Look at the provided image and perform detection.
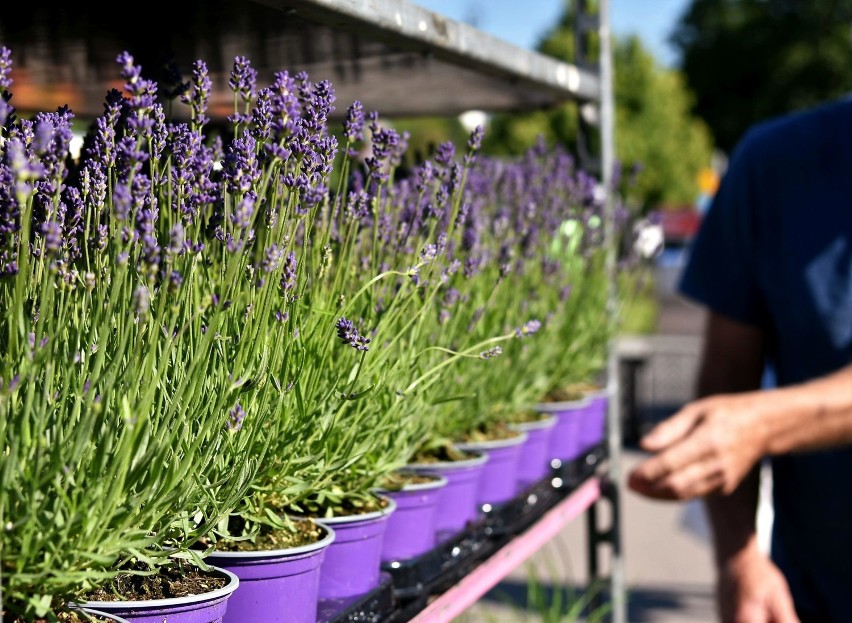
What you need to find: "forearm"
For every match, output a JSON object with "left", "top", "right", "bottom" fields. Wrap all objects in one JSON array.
[
  {"left": 761, "top": 364, "right": 852, "bottom": 455},
  {"left": 704, "top": 465, "right": 761, "bottom": 568},
  {"left": 694, "top": 312, "right": 764, "bottom": 564}
]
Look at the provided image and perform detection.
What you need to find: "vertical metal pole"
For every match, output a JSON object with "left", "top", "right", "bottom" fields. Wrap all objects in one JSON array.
[
  {"left": 598, "top": 2, "right": 625, "bottom": 623},
  {"left": 586, "top": 502, "right": 602, "bottom": 614}
]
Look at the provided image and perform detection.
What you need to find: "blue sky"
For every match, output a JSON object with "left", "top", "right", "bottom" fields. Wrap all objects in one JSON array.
[{"left": 412, "top": 0, "right": 691, "bottom": 68}]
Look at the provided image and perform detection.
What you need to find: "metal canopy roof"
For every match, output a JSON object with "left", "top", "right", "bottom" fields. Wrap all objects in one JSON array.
[{"left": 0, "top": 0, "right": 600, "bottom": 121}]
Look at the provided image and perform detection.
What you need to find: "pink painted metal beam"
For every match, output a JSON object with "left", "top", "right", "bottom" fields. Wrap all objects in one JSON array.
[{"left": 408, "top": 477, "right": 602, "bottom": 623}]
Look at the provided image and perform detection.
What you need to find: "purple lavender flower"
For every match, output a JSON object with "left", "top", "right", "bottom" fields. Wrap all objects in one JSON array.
[
  {"left": 343, "top": 100, "right": 365, "bottom": 142},
  {"left": 479, "top": 346, "right": 503, "bottom": 359},
  {"left": 260, "top": 244, "right": 284, "bottom": 273},
  {"left": 223, "top": 134, "right": 260, "bottom": 194},
  {"left": 0, "top": 375, "right": 21, "bottom": 393},
  {"left": 303, "top": 79, "right": 335, "bottom": 133},
  {"left": 228, "top": 403, "right": 246, "bottom": 432},
  {"left": 32, "top": 121, "right": 54, "bottom": 155},
  {"left": 280, "top": 252, "right": 297, "bottom": 292},
  {"left": 419, "top": 244, "right": 438, "bottom": 264},
  {"left": 116, "top": 135, "right": 149, "bottom": 177},
  {"left": 464, "top": 125, "right": 485, "bottom": 166},
  {"left": 434, "top": 141, "right": 455, "bottom": 169},
  {"left": 229, "top": 56, "right": 258, "bottom": 103},
  {"left": 0, "top": 47, "right": 14, "bottom": 127},
  {"left": 5, "top": 138, "right": 45, "bottom": 203},
  {"left": 443, "top": 288, "right": 460, "bottom": 307},
  {"left": 336, "top": 317, "right": 371, "bottom": 351},
  {"left": 231, "top": 190, "right": 257, "bottom": 230},
  {"left": 269, "top": 71, "right": 301, "bottom": 135},
  {"left": 180, "top": 59, "right": 212, "bottom": 128},
  {"left": 40, "top": 221, "right": 62, "bottom": 255},
  {"left": 116, "top": 51, "right": 158, "bottom": 119},
  {"left": 345, "top": 189, "right": 370, "bottom": 222},
  {"left": 0, "top": 93, "right": 13, "bottom": 128},
  {"left": 415, "top": 161, "right": 435, "bottom": 193},
  {"left": 0, "top": 47, "right": 12, "bottom": 90},
  {"left": 467, "top": 125, "right": 484, "bottom": 152},
  {"left": 515, "top": 320, "right": 542, "bottom": 338}
]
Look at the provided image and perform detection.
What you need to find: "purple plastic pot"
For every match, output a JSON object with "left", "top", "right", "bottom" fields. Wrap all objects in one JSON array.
[
  {"left": 455, "top": 430, "right": 528, "bottom": 507},
  {"left": 509, "top": 414, "right": 558, "bottom": 491},
  {"left": 535, "top": 398, "right": 590, "bottom": 467},
  {"left": 78, "top": 566, "right": 239, "bottom": 623},
  {"left": 315, "top": 494, "right": 396, "bottom": 600},
  {"left": 204, "top": 522, "right": 334, "bottom": 623},
  {"left": 406, "top": 450, "right": 488, "bottom": 540},
  {"left": 578, "top": 389, "right": 608, "bottom": 452},
  {"left": 375, "top": 472, "right": 448, "bottom": 562}
]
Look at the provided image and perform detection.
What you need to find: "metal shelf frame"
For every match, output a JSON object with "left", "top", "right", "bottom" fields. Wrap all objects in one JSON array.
[
  {"left": 409, "top": 478, "right": 603, "bottom": 623},
  {"left": 1, "top": 0, "right": 600, "bottom": 120}
]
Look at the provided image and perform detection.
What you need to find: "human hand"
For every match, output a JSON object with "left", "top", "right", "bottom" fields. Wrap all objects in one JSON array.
[
  {"left": 716, "top": 545, "right": 799, "bottom": 623},
  {"left": 627, "top": 392, "right": 772, "bottom": 500}
]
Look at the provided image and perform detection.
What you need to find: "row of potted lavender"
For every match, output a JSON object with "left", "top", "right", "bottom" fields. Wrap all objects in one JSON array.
[{"left": 0, "top": 46, "right": 623, "bottom": 623}]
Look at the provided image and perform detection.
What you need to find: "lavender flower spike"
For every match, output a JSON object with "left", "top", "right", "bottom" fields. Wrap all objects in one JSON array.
[
  {"left": 336, "top": 317, "right": 371, "bottom": 352},
  {"left": 229, "top": 56, "right": 257, "bottom": 103},
  {"left": 343, "top": 100, "right": 365, "bottom": 142},
  {"left": 515, "top": 319, "right": 542, "bottom": 338},
  {"left": 228, "top": 403, "right": 246, "bottom": 431},
  {"left": 0, "top": 47, "right": 13, "bottom": 90},
  {"left": 479, "top": 346, "right": 503, "bottom": 360}
]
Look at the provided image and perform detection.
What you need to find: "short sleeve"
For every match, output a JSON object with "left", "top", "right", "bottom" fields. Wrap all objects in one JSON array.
[{"left": 678, "top": 134, "right": 767, "bottom": 326}]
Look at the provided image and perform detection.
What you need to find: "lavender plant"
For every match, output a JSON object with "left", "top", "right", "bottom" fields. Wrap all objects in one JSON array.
[
  {"left": 413, "top": 138, "right": 623, "bottom": 445},
  {"left": 266, "top": 109, "right": 531, "bottom": 516},
  {"left": 0, "top": 43, "right": 632, "bottom": 623},
  {"left": 0, "top": 49, "right": 302, "bottom": 618}
]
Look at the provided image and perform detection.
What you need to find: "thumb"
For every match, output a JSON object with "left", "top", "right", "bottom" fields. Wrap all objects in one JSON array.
[
  {"left": 767, "top": 586, "right": 800, "bottom": 623},
  {"left": 640, "top": 405, "right": 701, "bottom": 452}
]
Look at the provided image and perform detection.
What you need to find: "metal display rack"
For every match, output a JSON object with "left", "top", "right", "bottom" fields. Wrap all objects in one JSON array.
[
  {"left": 0, "top": 0, "right": 622, "bottom": 620},
  {"left": 407, "top": 476, "right": 603, "bottom": 623}
]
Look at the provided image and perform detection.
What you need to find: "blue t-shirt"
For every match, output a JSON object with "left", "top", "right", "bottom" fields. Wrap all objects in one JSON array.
[{"left": 679, "top": 96, "right": 852, "bottom": 620}]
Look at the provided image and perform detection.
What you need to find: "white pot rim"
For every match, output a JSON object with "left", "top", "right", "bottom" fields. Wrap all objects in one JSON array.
[
  {"left": 454, "top": 430, "right": 529, "bottom": 451},
  {"left": 406, "top": 448, "right": 489, "bottom": 471},
  {"left": 77, "top": 566, "right": 239, "bottom": 610},
  {"left": 374, "top": 471, "right": 449, "bottom": 493},
  {"left": 533, "top": 397, "right": 590, "bottom": 412},
  {"left": 508, "top": 413, "right": 558, "bottom": 431},
  {"left": 204, "top": 521, "right": 335, "bottom": 559},
  {"left": 314, "top": 493, "right": 397, "bottom": 525},
  {"left": 70, "top": 608, "right": 131, "bottom": 623}
]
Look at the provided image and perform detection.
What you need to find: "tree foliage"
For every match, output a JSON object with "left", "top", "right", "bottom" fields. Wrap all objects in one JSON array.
[
  {"left": 671, "top": 0, "right": 852, "bottom": 153},
  {"left": 483, "top": 5, "right": 714, "bottom": 211}
]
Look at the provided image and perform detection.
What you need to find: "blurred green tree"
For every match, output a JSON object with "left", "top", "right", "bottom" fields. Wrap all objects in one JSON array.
[
  {"left": 671, "top": 0, "right": 852, "bottom": 153},
  {"left": 484, "top": 4, "right": 714, "bottom": 212}
]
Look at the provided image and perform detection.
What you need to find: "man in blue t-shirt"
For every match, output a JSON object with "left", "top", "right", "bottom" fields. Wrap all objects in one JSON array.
[{"left": 628, "top": 96, "right": 852, "bottom": 623}]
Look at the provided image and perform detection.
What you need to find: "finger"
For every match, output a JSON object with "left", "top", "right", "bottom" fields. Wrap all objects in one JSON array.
[
  {"left": 629, "top": 458, "right": 725, "bottom": 500},
  {"left": 767, "top": 586, "right": 800, "bottom": 623},
  {"left": 640, "top": 405, "right": 702, "bottom": 452},
  {"left": 631, "top": 432, "right": 711, "bottom": 486}
]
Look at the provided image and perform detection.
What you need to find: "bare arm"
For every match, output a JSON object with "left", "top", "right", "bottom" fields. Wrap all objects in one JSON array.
[
  {"left": 693, "top": 312, "right": 765, "bottom": 568},
  {"left": 630, "top": 312, "right": 799, "bottom": 622},
  {"left": 628, "top": 314, "right": 852, "bottom": 500}
]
